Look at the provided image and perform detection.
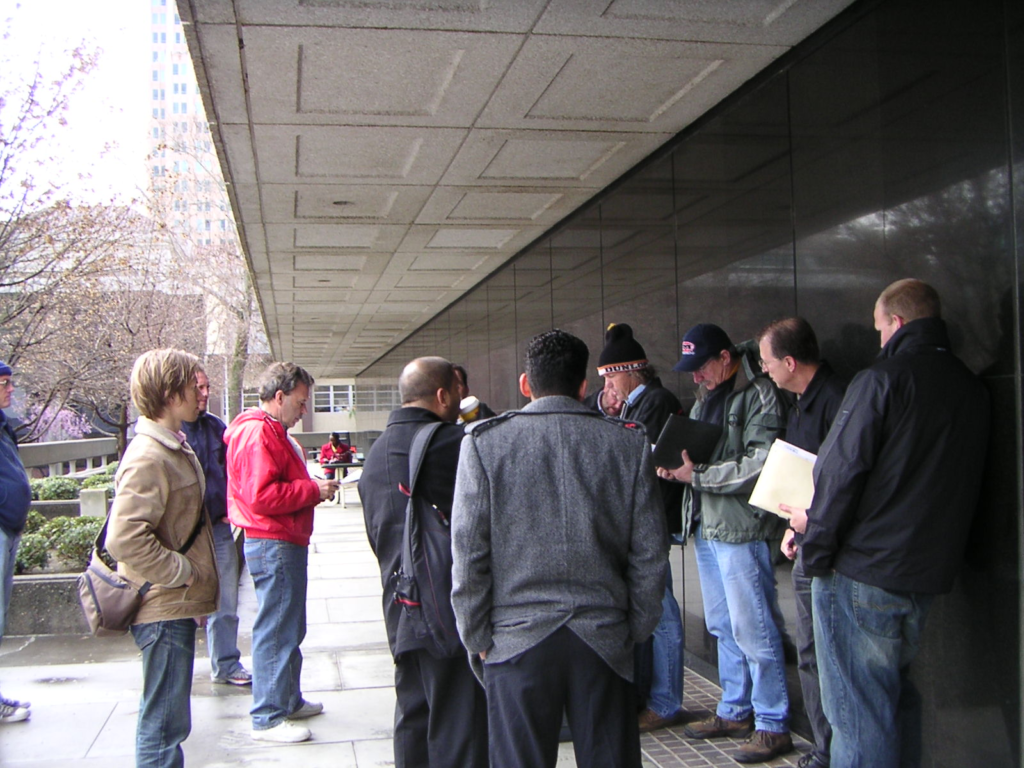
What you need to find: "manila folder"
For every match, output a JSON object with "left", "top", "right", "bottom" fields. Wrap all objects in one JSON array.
[{"left": 747, "top": 439, "right": 817, "bottom": 520}]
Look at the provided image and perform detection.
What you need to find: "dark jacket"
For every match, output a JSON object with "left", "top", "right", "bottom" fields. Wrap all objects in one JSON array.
[
  {"left": 0, "top": 411, "right": 30, "bottom": 534},
  {"left": 801, "top": 317, "right": 990, "bottom": 594},
  {"left": 784, "top": 363, "right": 846, "bottom": 547},
  {"left": 783, "top": 362, "right": 846, "bottom": 456},
  {"left": 620, "top": 377, "right": 684, "bottom": 532},
  {"left": 358, "top": 407, "right": 465, "bottom": 657},
  {"left": 182, "top": 411, "right": 228, "bottom": 523}
]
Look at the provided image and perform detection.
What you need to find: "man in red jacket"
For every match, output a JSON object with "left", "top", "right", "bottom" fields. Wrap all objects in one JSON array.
[{"left": 225, "top": 362, "right": 338, "bottom": 744}]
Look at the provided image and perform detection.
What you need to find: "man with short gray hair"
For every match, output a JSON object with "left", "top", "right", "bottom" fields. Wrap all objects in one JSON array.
[{"left": 225, "top": 362, "right": 338, "bottom": 744}]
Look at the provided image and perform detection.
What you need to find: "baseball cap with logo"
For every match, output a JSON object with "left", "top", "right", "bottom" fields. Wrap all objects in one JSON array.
[{"left": 672, "top": 323, "right": 733, "bottom": 372}]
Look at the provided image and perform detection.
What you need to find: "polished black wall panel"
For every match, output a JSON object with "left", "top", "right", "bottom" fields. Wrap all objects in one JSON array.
[{"left": 358, "top": 3, "right": 1023, "bottom": 762}]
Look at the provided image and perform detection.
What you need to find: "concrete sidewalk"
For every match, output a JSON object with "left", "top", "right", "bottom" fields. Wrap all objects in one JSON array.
[{"left": 0, "top": 488, "right": 808, "bottom": 767}]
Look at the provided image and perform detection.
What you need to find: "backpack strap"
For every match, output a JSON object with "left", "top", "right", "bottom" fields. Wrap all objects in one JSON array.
[{"left": 399, "top": 421, "right": 444, "bottom": 583}]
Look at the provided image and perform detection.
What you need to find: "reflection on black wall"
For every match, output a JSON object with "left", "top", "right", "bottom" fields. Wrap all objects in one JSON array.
[{"left": 361, "top": 0, "right": 1022, "bottom": 762}]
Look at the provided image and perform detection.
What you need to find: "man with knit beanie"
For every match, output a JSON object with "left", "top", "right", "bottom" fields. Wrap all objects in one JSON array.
[
  {"left": 597, "top": 324, "right": 690, "bottom": 733},
  {"left": 0, "top": 360, "right": 32, "bottom": 724},
  {"left": 657, "top": 323, "right": 792, "bottom": 763}
]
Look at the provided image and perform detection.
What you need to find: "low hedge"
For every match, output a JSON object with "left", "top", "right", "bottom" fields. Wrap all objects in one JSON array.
[{"left": 14, "top": 515, "right": 103, "bottom": 574}]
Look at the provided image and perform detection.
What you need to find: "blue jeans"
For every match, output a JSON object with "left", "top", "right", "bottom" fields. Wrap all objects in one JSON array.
[
  {"left": 647, "top": 564, "right": 684, "bottom": 718},
  {"left": 206, "top": 520, "right": 243, "bottom": 679},
  {"left": 812, "top": 571, "right": 933, "bottom": 768},
  {"left": 693, "top": 529, "right": 789, "bottom": 732},
  {"left": 245, "top": 537, "right": 308, "bottom": 730},
  {"left": 131, "top": 619, "right": 197, "bottom": 768},
  {"left": 0, "top": 526, "right": 18, "bottom": 642}
]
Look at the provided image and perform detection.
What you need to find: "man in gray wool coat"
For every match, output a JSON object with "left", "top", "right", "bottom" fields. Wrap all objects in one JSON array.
[{"left": 451, "top": 329, "right": 669, "bottom": 768}]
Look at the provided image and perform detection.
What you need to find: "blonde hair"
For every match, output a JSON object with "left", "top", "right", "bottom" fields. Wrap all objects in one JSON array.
[
  {"left": 130, "top": 349, "right": 201, "bottom": 420},
  {"left": 877, "top": 279, "right": 941, "bottom": 322}
]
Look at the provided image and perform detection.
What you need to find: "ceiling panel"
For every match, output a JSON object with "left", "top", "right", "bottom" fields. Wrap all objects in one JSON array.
[{"left": 181, "top": 0, "right": 856, "bottom": 377}]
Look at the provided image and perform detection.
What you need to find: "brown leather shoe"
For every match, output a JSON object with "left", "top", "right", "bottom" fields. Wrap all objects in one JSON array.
[
  {"left": 733, "top": 729, "right": 794, "bottom": 763},
  {"left": 637, "top": 707, "right": 695, "bottom": 733},
  {"left": 683, "top": 714, "right": 754, "bottom": 740}
]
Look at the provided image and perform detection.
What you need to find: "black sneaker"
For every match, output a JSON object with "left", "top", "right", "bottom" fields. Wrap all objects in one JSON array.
[
  {"left": 683, "top": 714, "right": 754, "bottom": 740},
  {"left": 733, "top": 729, "right": 794, "bottom": 763}
]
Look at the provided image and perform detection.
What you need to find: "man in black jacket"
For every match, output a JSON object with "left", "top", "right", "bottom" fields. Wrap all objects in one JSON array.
[
  {"left": 597, "top": 323, "right": 689, "bottom": 732},
  {"left": 358, "top": 357, "right": 487, "bottom": 768},
  {"left": 758, "top": 318, "right": 846, "bottom": 768},
  {"left": 794, "top": 280, "right": 990, "bottom": 768},
  {"left": 182, "top": 368, "right": 252, "bottom": 687}
]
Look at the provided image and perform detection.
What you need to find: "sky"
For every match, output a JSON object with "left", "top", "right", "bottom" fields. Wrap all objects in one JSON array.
[{"left": 1, "top": 0, "right": 152, "bottom": 203}]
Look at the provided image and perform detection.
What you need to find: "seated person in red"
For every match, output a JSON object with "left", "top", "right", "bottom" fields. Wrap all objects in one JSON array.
[{"left": 319, "top": 433, "right": 353, "bottom": 479}]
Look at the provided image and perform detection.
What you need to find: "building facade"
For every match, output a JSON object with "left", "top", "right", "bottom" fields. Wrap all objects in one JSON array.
[{"left": 360, "top": 0, "right": 1024, "bottom": 763}]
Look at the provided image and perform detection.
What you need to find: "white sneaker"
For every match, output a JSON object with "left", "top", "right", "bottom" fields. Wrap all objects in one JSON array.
[
  {"left": 251, "top": 721, "right": 311, "bottom": 743},
  {"left": 286, "top": 700, "right": 324, "bottom": 720},
  {"left": 0, "top": 701, "right": 30, "bottom": 724}
]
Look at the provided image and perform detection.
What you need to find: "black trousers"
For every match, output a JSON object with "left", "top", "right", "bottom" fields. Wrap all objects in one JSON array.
[
  {"left": 484, "top": 627, "right": 641, "bottom": 768},
  {"left": 394, "top": 648, "right": 488, "bottom": 768}
]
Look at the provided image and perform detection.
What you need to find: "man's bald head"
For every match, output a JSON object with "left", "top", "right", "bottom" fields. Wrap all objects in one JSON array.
[{"left": 399, "top": 357, "right": 459, "bottom": 420}]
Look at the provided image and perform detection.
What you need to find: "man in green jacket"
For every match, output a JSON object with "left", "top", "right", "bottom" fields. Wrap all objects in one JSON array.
[{"left": 657, "top": 324, "right": 792, "bottom": 764}]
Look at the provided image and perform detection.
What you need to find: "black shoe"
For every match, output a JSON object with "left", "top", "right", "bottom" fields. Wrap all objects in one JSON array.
[
  {"left": 683, "top": 714, "right": 754, "bottom": 740},
  {"left": 733, "top": 730, "right": 794, "bottom": 763}
]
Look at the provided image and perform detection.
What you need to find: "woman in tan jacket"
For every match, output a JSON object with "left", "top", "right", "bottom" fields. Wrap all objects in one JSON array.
[{"left": 107, "top": 349, "right": 218, "bottom": 768}]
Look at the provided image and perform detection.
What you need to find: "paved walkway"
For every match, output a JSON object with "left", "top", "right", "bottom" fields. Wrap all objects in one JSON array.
[{"left": 0, "top": 477, "right": 808, "bottom": 767}]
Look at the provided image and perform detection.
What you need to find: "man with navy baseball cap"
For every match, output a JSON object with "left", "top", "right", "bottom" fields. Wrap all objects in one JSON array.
[
  {"left": 0, "top": 360, "right": 32, "bottom": 724},
  {"left": 659, "top": 324, "right": 792, "bottom": 763}
]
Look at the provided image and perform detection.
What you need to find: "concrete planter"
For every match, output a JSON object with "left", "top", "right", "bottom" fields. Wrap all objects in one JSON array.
[
  {"left": 30, "top": 499, "right": 80, "bottom": 521},
  {"left": 7, "top": 573, "right": 89, "bottom": 636}
]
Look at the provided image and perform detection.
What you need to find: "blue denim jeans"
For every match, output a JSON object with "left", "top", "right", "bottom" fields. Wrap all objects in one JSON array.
[
  {"left": 131, "top": 619, "right": 197, "bottom": 768},
  {"left": 206, "top": 520, "right": 243, "bottom": 679},
  {"left": 0, "top": 526, "right": 18, "bottom": 642},
  {"left": 647, "top": 564, "right": 684, "bottom": 718},
  {"left": 812, "top": 571, "right": 933, "bottom": 768},
  {"left": 245, "top": 537, "right": 308, "bottom": 730},
  {"left": 693, "top": 529, "right": 789, "bottom": 732}
]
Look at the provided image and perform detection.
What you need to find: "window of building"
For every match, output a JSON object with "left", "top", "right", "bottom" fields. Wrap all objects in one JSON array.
[
  {"left": 354, "top": 385, "right": 401, "bottom": 412},
  {"left": 161, "top": 32, "right": 166, "bottom": 43},
  {"left": 153, "top": 51, "right": 158, "bottom": 62},
  {"left": 152, "top": 70, "right": 158, "bottom": 82},
  {"left": 152, "top": 108, "right": 159, "bottom": 118},
  {"left": 174, "top": 13, "right": 180, "bottom": 24},
  {"left": 241, "top": 389, "right": 259, "bottom": 410},
  {"left": 160, "top": 89, "right": 165, "bottom": 100},
  {"left": 152, "top": 13, "right": 158, "bottom": 24},
  {"left": 181, "top": 84, "right": 187, "bottom": 95},
  {"left": 181, "top": 103, "right": 187, "bottom": 114},
  {"left": 173, "top": 83, "right": 178, "bottom": 94},
  {"left": 175, "top": 32, "right": 181, "bottom": 44},
  {"left": 172, "top": 64, "right": 179, "bottom": 75},
  {"left": 152, "top": 89, "right": 158, "bottom": 100},
  {"left": 314, "top": 385, "right": 355, "bottom": 413},
  {"left": 173, "top": 103, "right": 178, "bottom": 114},
  {"left": 152, "top": 32, "right": 158, "bottom": 43}
]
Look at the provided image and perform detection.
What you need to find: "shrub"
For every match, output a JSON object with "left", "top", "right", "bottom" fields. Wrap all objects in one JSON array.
[
  {"left": 42, "top": 516, "right": 102, "bottom": 570},
  {"left": 80, "top": 474, "right": 115, "bottom": 495},
  {"left": 103, "top": 461, "right": 119, "bottom": 476},
  {"left": 29, "top": 478, "right": 44, "bottom": 501},
  {"left": 14, "top": 532, "right": 49, "bottom": 574},
  {"left": 37, "top": 476, "right": 82, "bottom": 500},
  {"left": 22, "top": 509, "right": 47, "bottom": 535}
]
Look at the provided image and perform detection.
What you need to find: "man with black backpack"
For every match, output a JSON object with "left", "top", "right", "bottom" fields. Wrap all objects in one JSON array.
[{"left": 358, "top": 356, "right": 487, "bottom": 768}]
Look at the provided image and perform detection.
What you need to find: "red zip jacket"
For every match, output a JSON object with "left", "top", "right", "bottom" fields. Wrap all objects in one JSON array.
[{"left": 224, "top": 408, "right": 321, "bottom": 546}]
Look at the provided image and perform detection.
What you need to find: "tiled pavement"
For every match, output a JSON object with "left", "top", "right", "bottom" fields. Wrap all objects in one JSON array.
[{"left": 0, "top": 471, "right": 809, "bottom": 767}]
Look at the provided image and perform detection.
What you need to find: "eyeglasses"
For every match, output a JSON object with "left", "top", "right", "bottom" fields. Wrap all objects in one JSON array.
[{"left": 0, "top": 380, "right": 13, "bottom": 390}]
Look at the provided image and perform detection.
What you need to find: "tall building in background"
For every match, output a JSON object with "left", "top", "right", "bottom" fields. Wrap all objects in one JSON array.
[
  {"left": 145, "top": 0, "right": 263, "bottom": 421},
  {"left": 147, "top": 0, "right": 232, "bottom": 246}
]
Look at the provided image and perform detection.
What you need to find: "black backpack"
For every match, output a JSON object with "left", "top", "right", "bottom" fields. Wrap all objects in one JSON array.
[{"left": 389, "top": 422, "right": 462, "bottom": 658}]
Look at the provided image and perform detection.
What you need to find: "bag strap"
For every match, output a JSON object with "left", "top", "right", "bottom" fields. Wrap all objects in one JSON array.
[
  {"left": 94, "top": 508, "right": 207, "bottom": 597},
  {"left": 399, "top": 421, "right": 444, "bottom": 576}
]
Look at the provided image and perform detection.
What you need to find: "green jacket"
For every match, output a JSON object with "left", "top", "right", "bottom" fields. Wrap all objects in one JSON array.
[{"left": 682, "top": 346, "right": 786, "bottom": 544}]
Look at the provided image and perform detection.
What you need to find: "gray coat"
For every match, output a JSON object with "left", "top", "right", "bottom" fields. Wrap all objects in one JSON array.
[{"left": 450, "top": 395, "right": 668, "bottom": 681}]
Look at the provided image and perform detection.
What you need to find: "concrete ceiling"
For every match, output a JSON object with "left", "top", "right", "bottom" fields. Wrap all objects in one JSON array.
[{"left": 180, "top": 0, "right": 855, "bottom": 378}]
